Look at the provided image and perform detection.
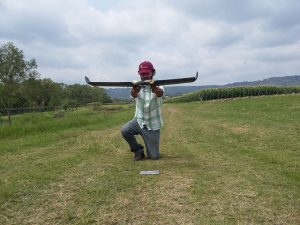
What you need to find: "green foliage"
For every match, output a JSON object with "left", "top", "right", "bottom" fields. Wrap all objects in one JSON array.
[
  {"left": 63, "top": 99, "right": 80, "bottom": 111},
  {"left": 39, "top": 79, "right": 64, "bottom": 108},
  {"left": 0, "top": 42, "right": 39, "bottom": 85},
  {"left": 0, "top": 42, "right": 39, "bottom": 112},
  {"left": 0, "top": 42, "right": 112, "bottom": 117},
  {"left": 63, "top": 84, "right": 112, "bottom": 105},
  {"left": 167, "top": 86, "right": 300, "bottom": 103}
]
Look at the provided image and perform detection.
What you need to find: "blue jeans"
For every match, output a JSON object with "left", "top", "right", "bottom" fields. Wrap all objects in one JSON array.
[{"left": 121, "top": 119, "right": 160, "bottom": 159}]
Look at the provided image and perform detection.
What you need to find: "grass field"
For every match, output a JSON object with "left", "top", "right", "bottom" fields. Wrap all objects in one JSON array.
[{"left": 0, "top": 95, "right": 299, "bottom": 225}]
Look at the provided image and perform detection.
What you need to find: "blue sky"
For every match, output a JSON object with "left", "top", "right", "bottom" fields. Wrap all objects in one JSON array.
[{"left": 0, "top": 0, "right": 299, "bottom": 85}]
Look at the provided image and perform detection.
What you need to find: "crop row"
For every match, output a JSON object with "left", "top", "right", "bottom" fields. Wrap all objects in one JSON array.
[{"left": 166, "top": 86, "right": 300, "bottom": 103}]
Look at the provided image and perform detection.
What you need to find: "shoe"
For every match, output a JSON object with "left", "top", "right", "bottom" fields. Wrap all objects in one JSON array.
[{"left": 134, "top": 152, "right": 145, "bottom": 161}]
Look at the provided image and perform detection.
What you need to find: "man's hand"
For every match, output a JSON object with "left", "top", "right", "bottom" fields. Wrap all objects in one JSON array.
[
  {"left": 150, "top": 81, "right": 164, "bottom": 97},
  {"left": 131, "top": 85, "right": 141, "bottom": 98}
]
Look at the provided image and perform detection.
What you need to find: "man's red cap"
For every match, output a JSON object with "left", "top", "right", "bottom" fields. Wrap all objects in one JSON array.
[{"left": 138, "top": 61, "right": 155, "bottom": 76}]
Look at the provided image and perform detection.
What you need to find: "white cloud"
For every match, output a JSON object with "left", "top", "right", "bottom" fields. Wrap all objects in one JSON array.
[{"left": 0, "top": 0, "right": 299, "bottom": 86}]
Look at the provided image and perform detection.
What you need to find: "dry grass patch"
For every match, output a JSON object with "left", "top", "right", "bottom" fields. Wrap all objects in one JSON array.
[
  {"left": 0, "top": 126, "right": 128, "bottom": 225},
  {"left": 99, "top": 173, "right": 195, "bottom": 225}
]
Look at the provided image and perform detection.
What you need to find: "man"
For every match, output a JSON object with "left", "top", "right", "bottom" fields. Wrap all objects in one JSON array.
[{"left": 121, "top": 61, "right": 164, "bottom": 161}]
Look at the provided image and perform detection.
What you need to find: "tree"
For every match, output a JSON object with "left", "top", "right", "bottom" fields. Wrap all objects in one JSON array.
[
  {"left": 64, "top": 84, "right": 112, "bottom": 105},
  {"left": 40, "top": 79, "right": 64, "bottom": 108},
  {"left": 0, "top": 42, "right": 39, "bottom": 123},
  {"left": 21, "top": 77, "right": 44, "bottom": 106}
]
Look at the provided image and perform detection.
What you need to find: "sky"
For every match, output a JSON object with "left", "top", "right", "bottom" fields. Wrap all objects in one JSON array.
[{"left": 0, "top": 0, "right": 299, "bottom": 85}]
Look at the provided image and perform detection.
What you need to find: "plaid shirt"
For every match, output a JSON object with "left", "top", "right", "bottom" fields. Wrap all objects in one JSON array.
[{"left": 134, "top": 85, "right": 164, "bottom": 130}]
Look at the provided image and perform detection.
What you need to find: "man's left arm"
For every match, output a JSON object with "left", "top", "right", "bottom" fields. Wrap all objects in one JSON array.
[{"left": 151, "top": 84, "right": 164, "bottom": 97}]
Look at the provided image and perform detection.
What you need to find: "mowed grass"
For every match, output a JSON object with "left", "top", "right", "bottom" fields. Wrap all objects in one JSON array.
[{"left": 0, "top": 95, "right": 299, "bottom": 225}]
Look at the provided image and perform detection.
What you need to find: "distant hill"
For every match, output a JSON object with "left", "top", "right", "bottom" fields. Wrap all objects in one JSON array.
[
  {"left": 105, "top": 88, "right": 132, "bottom": 99},
  {"left": 105, "top": 75, "right": 300, "bottom": 99},
  {"left": 224, "top": 75, "right": 300, "bottom": 87}
]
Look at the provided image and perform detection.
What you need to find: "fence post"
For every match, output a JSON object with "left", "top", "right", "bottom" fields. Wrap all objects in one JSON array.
[{"left": 8, "top": 110, "right": 11, "bottom": 125}]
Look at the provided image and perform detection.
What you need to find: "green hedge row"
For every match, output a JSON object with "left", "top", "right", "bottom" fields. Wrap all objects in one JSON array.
[{"left": 166, "top": 86, "right": 300, "bottom": 103}]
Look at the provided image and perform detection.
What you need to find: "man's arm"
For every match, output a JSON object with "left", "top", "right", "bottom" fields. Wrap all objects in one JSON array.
[
  {"left": 131, "top": 86, "right": 140, "bottom": 98},
  {"left": 151, "top": 85, "right": 164, "bottom": 97}
]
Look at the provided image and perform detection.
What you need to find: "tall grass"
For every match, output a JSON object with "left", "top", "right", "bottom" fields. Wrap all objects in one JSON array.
[{"left": 0, "top": 106, "right": 133, "bottom": 139}]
